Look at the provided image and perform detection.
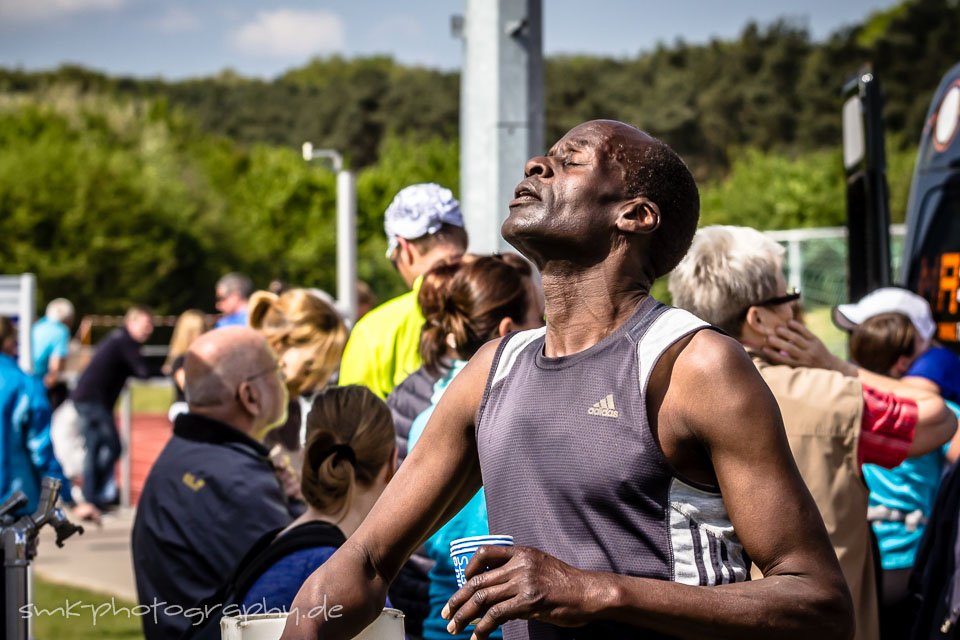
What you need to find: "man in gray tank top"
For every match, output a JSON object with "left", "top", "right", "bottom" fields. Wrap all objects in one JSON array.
[{"left": 280, "top": 121, "right": 853, "bottom": 640}]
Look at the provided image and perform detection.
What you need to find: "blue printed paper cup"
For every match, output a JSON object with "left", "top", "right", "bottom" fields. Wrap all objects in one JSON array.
[
  {"left": 449, "top": 536, "right": 512, "bottom": 551},
  {"left": 449, "top": 536, "right": 514, "bottom": 555},
  {"left": 449, "top": 535, "right": 514, "bottom": 589}
]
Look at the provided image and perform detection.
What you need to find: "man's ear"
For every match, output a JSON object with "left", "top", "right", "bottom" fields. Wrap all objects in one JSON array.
[
  {"left": 398, "top": 237, "right": 425, "bottom": 266},
  {"left": 743, "top": 306, "right": 766, "bottom": 337},
  {"left": 236, "top": 381, "right": 261, "bottom": 417},
  {"left": 615, "top": 197, "right": 660, "bottom": 235},
  {"left": 497, "top": 317, "right": 514, "bottom": 337},
  {"left": 395, "top": 237, "right": 413, "bottom": 266}
]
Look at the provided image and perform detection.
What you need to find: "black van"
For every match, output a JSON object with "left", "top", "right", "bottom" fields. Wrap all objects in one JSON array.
[{"left": 901, "top": 61, "right": 960, "bottom": 351}]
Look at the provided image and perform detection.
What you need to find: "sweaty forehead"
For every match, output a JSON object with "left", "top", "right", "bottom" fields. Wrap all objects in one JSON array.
[{"left": 551, "top": 121, "right": 653, "bottom": 156}]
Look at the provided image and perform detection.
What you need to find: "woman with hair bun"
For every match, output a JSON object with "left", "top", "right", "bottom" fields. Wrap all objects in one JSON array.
[
  {"left": 192, "top": 386, "right": 397, "bottom": 623},
  {"left": 408, "top": 254, "right": 544, "bottom": 640}
]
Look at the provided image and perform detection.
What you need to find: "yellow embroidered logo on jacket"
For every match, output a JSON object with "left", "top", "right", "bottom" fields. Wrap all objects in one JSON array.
[{"left": 182, "top": 472, "right": 206, "bottom": 492}]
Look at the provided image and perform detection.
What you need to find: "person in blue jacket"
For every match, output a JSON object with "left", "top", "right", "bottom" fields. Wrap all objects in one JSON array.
[
  {"left": 406, "top": 254, "right": 544, "bottom": 640},
  {"left": 0, "top": 316, "right": 67, "bottom": 516}
]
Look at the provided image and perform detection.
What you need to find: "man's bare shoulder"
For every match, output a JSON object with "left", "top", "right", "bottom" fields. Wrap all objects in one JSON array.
[
  {"left": 471, "top": 336, "right": 506, "bottom": 367},
  {"left": 461, "top": 336, "right": 504, "bottom": 379},
  {"left": 666, "top": 330, "right": 782, "bottom": 438},
  {"left": 437, "top": 337, "right": 508, "bottom": 405},
  {"left": 670, "top": 328, "right": 757, "bottom": 383}
]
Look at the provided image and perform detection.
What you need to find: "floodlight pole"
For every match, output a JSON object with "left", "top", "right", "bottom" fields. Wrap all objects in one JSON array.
[
  {"left": 456, "top": 0, "right": 544, "bottom": 254},
  {"left": 302, "top": 143, "right": 357, "bottom": 323}
]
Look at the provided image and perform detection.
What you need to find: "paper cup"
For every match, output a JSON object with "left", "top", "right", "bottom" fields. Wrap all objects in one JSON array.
[
  {"left": 449, "top": 535, "right": 514, "bottom": 553},
  {"left": 219, "top": 608, "right": 404, "bottom": 640},
  {"left": 449, "top": 535, "right": 514, "bottom": 589}
]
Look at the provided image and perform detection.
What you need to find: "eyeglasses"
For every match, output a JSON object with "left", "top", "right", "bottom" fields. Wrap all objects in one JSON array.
[
  {"left": 755, "top": 289, "right": 801, "bottom": 308},
  {"left": 245, "top": 362, "right": 284, "bottom": 383},
  {"left": 737, "top": 289, "right": 801, "bottom": 320},
  {"left": 235, "top": 362, "right": 284, "bottom": 401}
]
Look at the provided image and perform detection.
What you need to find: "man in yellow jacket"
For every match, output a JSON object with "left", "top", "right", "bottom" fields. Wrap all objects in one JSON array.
[{"left": 340, "top": 183, "right": 468, "bottom": 399}]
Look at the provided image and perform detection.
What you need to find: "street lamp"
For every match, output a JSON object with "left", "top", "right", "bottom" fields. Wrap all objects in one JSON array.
[{"left": 302, "top": 143, "right": 357, "bottom": 323}]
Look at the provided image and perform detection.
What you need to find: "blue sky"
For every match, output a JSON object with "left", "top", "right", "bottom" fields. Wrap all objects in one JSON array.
[{"left": 0, "top": 0, "right": 899, "bottom": 79}]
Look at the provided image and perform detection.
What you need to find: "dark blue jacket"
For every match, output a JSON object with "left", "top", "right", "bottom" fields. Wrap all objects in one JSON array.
[{"left": 131, "top": 413, "right": 297, "bottom": 640}]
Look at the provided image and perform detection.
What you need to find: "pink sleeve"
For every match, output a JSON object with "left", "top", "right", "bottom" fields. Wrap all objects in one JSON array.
[{"left": 858, "top": 385, "right": 918, "bottom": 469}]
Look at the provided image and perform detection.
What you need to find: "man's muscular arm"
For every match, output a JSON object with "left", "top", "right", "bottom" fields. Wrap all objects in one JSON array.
[
  {"left": 279, "top": 340, "right": 501, "bottom": 640},
  {"left": 445, "top": 331, "right": 853, "bottom": 640}
]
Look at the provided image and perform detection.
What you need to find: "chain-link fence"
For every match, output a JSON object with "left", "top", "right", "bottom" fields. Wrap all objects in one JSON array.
[{"left": 765, "top": 224, "right": 906, "bottom": 355}]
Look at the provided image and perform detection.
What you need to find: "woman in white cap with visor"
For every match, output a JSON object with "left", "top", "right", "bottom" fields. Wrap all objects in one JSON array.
[{"left": 834, "top": 287, "right": 960, "bottom": 405}]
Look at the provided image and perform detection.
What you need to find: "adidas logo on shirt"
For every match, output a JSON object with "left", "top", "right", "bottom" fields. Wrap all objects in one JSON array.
[{"left": 588, "top": 393, "right": 620, "bottom": 418}]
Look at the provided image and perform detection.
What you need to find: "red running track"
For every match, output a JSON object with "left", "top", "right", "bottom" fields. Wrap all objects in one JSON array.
[{"left": 127, "top": 414, "right": 174, "bottom": 505}]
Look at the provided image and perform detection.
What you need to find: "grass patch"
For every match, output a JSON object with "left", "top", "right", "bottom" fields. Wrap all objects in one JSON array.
[
  {"left": 28, "top": 577, "right": 143, "bottom": 639},
  {"left": 802, "top": 305, "right": 848, "bottom": 359},
  {"left": 129, "top": 384, "right": 173, "bottom": 414}
]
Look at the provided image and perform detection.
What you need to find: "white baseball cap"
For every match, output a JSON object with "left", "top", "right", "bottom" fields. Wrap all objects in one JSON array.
[
  {"left": 833, "top": 287, "right": 936, "bottom": 341},
  {"left": 384, "top": 183, "right": 464, "bottom": 258}
]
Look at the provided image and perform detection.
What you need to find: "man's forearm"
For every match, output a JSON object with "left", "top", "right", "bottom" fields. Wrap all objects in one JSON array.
[
  {"left": 281, "top": 542, "right": 389, "bottom": 640},
  {"left": 44, "top": 356, "right": 64, "bottom": 387},
  {"left": 445, "top": 547, "right": 853, "bottom": 640},
  {"left": 587, "top": 571, "right": 853, "bottom": 640}
]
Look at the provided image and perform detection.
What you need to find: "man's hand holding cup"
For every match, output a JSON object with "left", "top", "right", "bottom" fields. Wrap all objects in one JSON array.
[{"left": 442, "top": 537, "right": 601, "bottom": 639}]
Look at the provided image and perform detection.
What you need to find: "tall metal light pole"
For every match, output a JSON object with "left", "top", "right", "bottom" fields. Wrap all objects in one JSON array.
[
  {"left": 302, "top": 143, "right": 358, "bottom": 323},
  {"left": 455, "top": 0, "right": 544, "bottom": 254}
]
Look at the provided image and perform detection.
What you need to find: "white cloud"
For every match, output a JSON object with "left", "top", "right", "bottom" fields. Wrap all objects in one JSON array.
[
  {"left": 150, "top": 6, "right": 200, "bottom": 33},
  {"left": 229, "top": 9, "right": 344, "bottom": 58},
  {"left": 0, "top": 0, "right": 126, "bottom": 24}
]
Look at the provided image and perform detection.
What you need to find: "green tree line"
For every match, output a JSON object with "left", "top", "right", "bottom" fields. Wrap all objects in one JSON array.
[
  {"left": 0, "top": 94, "right": 457, "bottom": 314},
  {"left": 2, "top": 0, "right": 955, "bottom": 173},
  {"left": 0, "top": 0, "right": 956, "bottom": 315}
]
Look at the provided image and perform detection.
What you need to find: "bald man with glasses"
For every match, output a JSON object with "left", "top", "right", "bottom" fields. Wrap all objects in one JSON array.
[{"left": 132, "top": 327, "right": 300, "bottom": 640}]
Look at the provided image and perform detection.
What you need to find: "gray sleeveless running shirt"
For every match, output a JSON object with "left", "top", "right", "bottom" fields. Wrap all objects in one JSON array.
[{"left": 476, "top": 296, "right": 750, "bottom": 640}]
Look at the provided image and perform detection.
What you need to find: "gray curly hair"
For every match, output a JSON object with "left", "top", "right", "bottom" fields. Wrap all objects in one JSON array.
[{"left": 668, "top": 225, "right": 785, "bottom": 338}]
